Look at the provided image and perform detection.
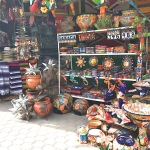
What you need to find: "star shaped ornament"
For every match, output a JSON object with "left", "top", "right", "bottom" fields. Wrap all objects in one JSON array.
[
  {"left": 25, "top": 63, "right": 40, "bottom": 75},
  {"left": 76, "top": 56, "right": 86, "bottom": 68},
  {"left": 42, "top": 59, "right": 56, "bottom": 71}
]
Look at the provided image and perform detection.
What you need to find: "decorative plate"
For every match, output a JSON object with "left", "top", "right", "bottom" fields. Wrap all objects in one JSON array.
[
  {"left": 122, "top": 56, "right": 133, "bottom": 71},
  {"left": 76, "top": 56, "right": 86, "bottom": 68},
  {"left": 102, "top": 58, "right": 114, "bottom": 71},
  {"left": 89, "top": 56, "right": 98, "bottom": 67}
]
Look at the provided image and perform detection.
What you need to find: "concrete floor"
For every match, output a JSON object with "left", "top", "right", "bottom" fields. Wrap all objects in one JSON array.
[{"left": 0, "top": 101, "right": 99, "bottom": 150}]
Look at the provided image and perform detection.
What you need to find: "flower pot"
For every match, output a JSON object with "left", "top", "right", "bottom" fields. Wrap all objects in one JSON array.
[
  {"left": 76, "top": 14, "right": 97, "bottom": 31},
  {"left": 26, "top": 89, "right": 40, "bottom": 101},
  {"left": 26, "top": 74, "right": 41, "bottom": 89},
  {"left": 33, "top": 97, "right": 52, "bottom": 117},
  {"left": 60, "top": 16, "right": 76, "bottom": 33},
  {"left": 120, "top": 10, "right": 138, "bottom": 27}
]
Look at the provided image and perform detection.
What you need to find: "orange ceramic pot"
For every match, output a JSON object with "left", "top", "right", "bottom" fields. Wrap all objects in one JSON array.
[
  {"left": 26, "top": 75, "right": 41, "bottom": 89},
  {"left": 26, "top": 89, "right": 41, "bottom": 101},
  {"left": 33, "top": 97, "right": 52, "bottom": 117},
  {"left": 76, "top": 14, "right": 97, "bottom": 31}
]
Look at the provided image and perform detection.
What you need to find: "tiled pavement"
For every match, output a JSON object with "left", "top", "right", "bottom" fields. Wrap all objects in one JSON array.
[{"left": 0, "top": 101, "right": 99, "bottom": 150}]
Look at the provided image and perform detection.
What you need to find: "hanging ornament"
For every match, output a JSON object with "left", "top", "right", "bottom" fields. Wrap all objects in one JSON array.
[
  {"left": 70, "top": 3, "right": 75, "bottom": 15},
  {"left": 102, "top": 58, "right": 114, "bottom": 71},
  {"left": 122, "top": 56, "right": 133, "bottom": 72},
  {"left": 41, "top": 6, "right": 48, "bottom": 13},
  {"left": 89, "top": 56, "right": 98, "bottom": 67},
  {"left": 76, "top": 56, "right": 86, "bottom": 68}
]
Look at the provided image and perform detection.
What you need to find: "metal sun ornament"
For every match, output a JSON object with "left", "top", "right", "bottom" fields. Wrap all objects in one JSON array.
[
  {"left": 89, "top": 56, "right": 98, "bottom": 67},
  {"left": 102, "top": 58, "right": 114, "bottom": 71},
  {"left": 25, "top": 63, "right": 40, "bottom": 75},
  {"left": 42, "top": 59, "right": 56, "bottom": 71},
  {"left": 76, "top": 56, "right": 86, "bottom": 68},
  {"left": 122, "top": 56, "right": 133, "bottom": 72}
]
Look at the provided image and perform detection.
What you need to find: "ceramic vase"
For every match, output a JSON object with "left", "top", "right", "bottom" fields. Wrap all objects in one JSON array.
[
  {"left": 60, "top": 16, "right": 76, "bottom": 33},
  {"left": 26, "top": 75, "right": 41, "bottom": 89},
  {"left": 33, "top": 97, "right": 52, "bottom": 117},
  {"left": 120, "top": 10, "right": 138, "bottom": 26},
  {"left": 76, "top": 14, "right": 97, "bottom": 31}
]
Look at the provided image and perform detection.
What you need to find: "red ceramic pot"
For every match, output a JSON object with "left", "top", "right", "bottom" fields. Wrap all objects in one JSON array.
[{"left": 33, "top": 97, "right": 52, "bottom": 117}]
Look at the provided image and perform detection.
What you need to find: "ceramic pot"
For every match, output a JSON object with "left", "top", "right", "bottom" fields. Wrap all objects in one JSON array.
[
  {"left": 33, "top": 97, "right": 52, "bottom": 117},
  {"left": 76, "top": 14, "right": 97, "bottom": 31},
  {"left": 120, "top": 10, "right": 138, "bottom": 26},
  {"left": 60, "top": 16, "right": 76, "bottom": 33},
  {"left": 26, "top": 90, "right": 40, "bottom": 101},
  {"left": 26, "top": 75, "right": 41, "bottom": 89}
]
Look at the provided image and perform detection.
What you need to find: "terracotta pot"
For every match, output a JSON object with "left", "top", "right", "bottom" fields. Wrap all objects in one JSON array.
[
  {"left": 26, "top": 90, "right": 40, "bottom": 101},
  {"left": 26, "top": 74, "right": 41, "bottom": 89},
  {"left": 33, "top": 97, "right": 52, "bottom": 117},
  {"left": 120, "top": 10, "right": 138, "bottom": 26},
  {"left": 60, "top": 16, "right": 76, "bottom": 33},
  {"left": 76, "top": 14, "right": 97, "bottom": 31}
]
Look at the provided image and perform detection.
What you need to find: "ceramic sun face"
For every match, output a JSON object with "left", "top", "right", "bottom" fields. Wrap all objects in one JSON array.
[
  {"left": 122, "top": 56, "right": 133, "bottom": 72},
  {"left": 76, "top": 56, "right": 86, "bottom": 68},
  {"left": 89, "top": 56, "right": 98, "bottom": 67},
  {"left": 102, "top": 58, "right": 114, "bottom": 71}
]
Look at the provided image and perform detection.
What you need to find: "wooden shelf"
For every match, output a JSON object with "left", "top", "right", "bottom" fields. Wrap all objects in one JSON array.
[{"left": 23, "top": 12, "right": 48, "bottom": 17}]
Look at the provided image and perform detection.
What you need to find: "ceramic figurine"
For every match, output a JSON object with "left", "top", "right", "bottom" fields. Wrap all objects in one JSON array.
[
  {"left": 118, "top": 91, "right": 127, "bottom": 109},
  {"left": 77, "top": 125, "right": 88, "bottom": 144}
]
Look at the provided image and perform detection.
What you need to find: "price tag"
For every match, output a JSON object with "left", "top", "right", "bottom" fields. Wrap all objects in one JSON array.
[
  {"left": 107, "top": 30, "right": 120, "bottom": 40},
  {"left": 121, "top": 30, "right": 135, "bottom": 40}
]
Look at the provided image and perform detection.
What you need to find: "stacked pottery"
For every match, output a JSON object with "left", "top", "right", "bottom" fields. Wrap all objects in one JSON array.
[
  {"left": 0, "top": 51, "right": 2, "bottom": 60},
  {"left": 2, "top": 47, "right": 14, "bottom": 62}
]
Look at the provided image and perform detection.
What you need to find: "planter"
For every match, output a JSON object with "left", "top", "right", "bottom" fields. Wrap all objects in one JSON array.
[
  {"left": 76, "top": 14, "right": 97, "bottom": 31},
  {"left": 120, "top": 10, "right": 138, "bottom": 27},
  {"left": 60, "top": 16, "right": 76, "bottom": 33},
  {"left": 26, "top": 89, "right": 40, "bottom": 101},
  {"left": 26, "top": 74, "right": 41, "bottom": 89},
  {"left": 33, "top": 97, "right": 52, "bottom": 117}
]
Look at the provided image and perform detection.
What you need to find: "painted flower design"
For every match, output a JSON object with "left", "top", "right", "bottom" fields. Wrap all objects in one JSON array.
[{"left": 40, "top": 7, "right": 48, "bottom": 13}]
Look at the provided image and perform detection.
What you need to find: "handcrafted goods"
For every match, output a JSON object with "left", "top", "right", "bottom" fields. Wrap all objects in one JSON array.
[
  {"left": 128, "top": 43, "right": 139, "bottom": 53},
  {"left": 78, "top": 33, "right": 95, "bottom": 41},
  {"left": 123, "top": 103, "right": 150, "bottom": 147},
  {"left": 25, "top": 90, "right": 40, "bottom": 102},
  {"left": 53, "top": 93, "right": 73, "bottom": 114},
  {"left": 76, "top": 56, "right": 86, "bottom": 68},
  {"left": 102, "top": 58, "right": 114, "bottom": 71},
  {"left": 89, "top": 56, "right": 98, "bottom": 67},
  {"left": 60, "top": 16, "right": 76, "bottom": 33},
  {"left": 73, "top": 99, "right": 89, "bottom": 116},
  {"left": 33, "top": 97, "right": 52, "bottom": 117},
  {"left": 76, "top": 14, "right": 97, "bottom": 31},
  {"left": 77, "top": 125, "right": 88, "bottom": 144},
  {"left": 113, "top": 134, "right": 138, "bottom": 150},
  {"left": 88, "top": 120, "right": 102, "bottom": 129},
  {"left": 122, "top": 56, "right": 133, "bottom": 72},
  {"left": 120, "top": 10, "right": 138, "bottom": 26}
]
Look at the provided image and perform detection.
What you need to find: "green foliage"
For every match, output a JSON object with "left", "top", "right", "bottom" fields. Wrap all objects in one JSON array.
[{"left": 99, "top": 143, "right": 110, "bottom": 150}]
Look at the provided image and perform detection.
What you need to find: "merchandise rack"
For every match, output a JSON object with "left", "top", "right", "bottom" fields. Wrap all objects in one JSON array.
[{"left": 57, "top": 26, "right": 149, "bottom": 102}]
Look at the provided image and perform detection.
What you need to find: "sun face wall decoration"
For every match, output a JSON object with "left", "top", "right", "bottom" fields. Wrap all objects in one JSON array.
[
  {"left": 76, "top": 56, "right": 86, "bottom": 68},
  {"left": 89, "top": 56, "right": 98, "bottom": 67},
  {"left": 102, "top": 58, "right": 114, "bottom": 71},
  {"left": 122, "top": 56, "right": 133, "bottom": 72}
]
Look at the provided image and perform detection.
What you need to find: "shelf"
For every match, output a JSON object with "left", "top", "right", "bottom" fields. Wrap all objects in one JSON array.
[
  {"left": 64, "top": 74, "right": 136, "bottom": 81},
  {"left": 23, "top": 12, "right": 48, "bottom": 17},
  {"left": 71, "top": 94, "right": 105, "bottom": 102},
  {"left": 57, "top": 26, "right": 135, "bottom": 36},
  {"left": 60, "top": 53, "right": 139, "bottom": 56}
]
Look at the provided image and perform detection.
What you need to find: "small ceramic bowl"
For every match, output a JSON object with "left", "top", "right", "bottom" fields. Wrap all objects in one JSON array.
[{"left": 88, "top": 120, "right": 102, "bottom": 129}]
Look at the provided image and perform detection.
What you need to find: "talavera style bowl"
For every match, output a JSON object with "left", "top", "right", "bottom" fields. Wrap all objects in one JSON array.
[{"left": 76, "top": 14, "right": 97, "bottom": 31}]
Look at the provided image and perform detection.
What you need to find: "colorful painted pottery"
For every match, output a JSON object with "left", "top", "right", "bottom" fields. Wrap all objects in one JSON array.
[
  {"left": 113, "top": 134, "right": 138, "bottom": 150},
  {"left": 114, "top": 16, "right": 121, "bottom": 27},
  {"left": 120, "top": 10, "right": 138, "bottom": 27},
  {"left": 73, "top": 99, "right": 89, "bottom": 116},
  {"left": 53, "top": 93, "right": 73, "bottom": 114},
  {"left": 88, "top": 120, "right": 102, "bottom": 129},
  {"left": 33, "top": 97, "right": 52, "bottom": 117},
  {"left": 26, "top": 75, "right": 41, "bottom": 89},
  {"left": 76, "top": 14, "right": 97, "bottom": 31},
  {"left": 60, "top": 16, "right": 76, "bottom": 33},
  {"left": 97, "top": 65, "right": 103, "bottom": 71}
]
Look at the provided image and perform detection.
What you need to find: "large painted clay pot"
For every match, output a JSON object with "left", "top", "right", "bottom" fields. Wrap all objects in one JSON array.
[
  {"left": 26, "top": 75, "right": 41, "bottom": 89},
  {"left": 73, "top": 99, "right": 89, "bottom": 116},
  {"left": 76, "top": 14, "right": 97, "bottom": 31},
  {"left": 120, "top": 10, "right": 138, "bottom": 27},
  {"left": 60, "top": 16, "right": 76, "bottom": 33},
  {"left": 33, "top": 97, "right": 52, "bottom": 117}
]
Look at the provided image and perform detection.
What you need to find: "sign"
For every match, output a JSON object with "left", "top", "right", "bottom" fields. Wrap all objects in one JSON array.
[
  {"left": 78, "top": 33, "right": 95, "bottom": 41},
  {"left": 58, "top": 35, "right": 76, "bottom": 43},
  {"left": 121, "top": 30, "right": 135, "bottom": 40},
  {"left": 107, "top": 30, "right": 120, "bottom": 40}
]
